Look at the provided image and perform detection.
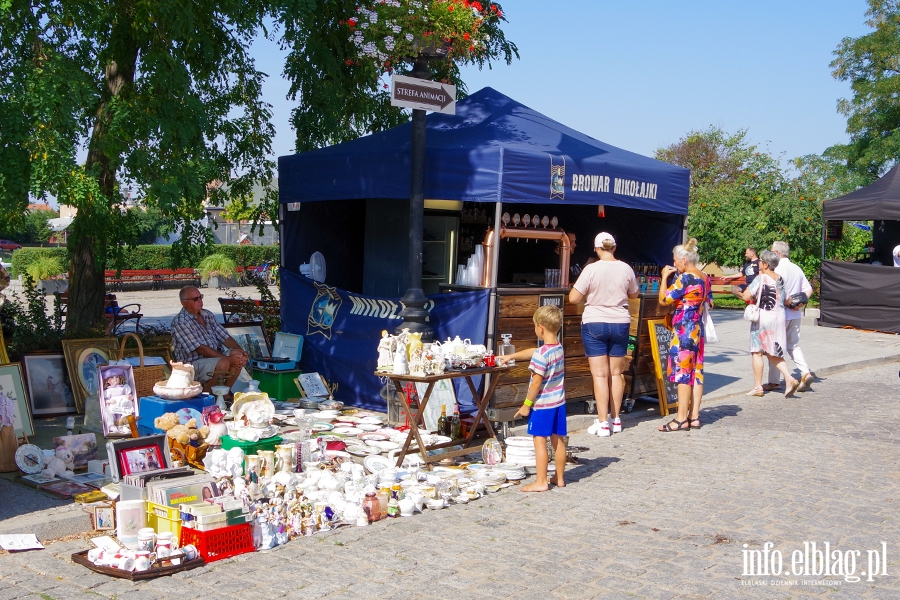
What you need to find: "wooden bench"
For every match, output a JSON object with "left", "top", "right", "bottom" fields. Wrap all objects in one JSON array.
[
  {"left": 218, "top": 298, "right": 281, "bottom": 323},
  {"left": 709, "top": 275, "right": 746, "bottom": 298},
  {"left": 105, "top": 268, "right": 200, "bottom": 291}
]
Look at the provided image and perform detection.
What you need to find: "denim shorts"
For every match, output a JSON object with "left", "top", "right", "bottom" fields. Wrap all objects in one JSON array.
[{"left": 582, "top": 322, "right": 630, "bottom": 357}]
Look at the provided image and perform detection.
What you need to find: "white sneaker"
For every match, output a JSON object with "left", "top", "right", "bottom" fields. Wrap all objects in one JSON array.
[
  {"left": 611, "top": 417, "right": 622, "bottom": 433},
  {"left": 587, "top": 419, "right": 601, "bottom": 435},
  {"left": 595, "top": 420, "right": 610, "bottom": 437}
]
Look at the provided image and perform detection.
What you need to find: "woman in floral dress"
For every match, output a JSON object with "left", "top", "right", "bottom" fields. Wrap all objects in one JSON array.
[
  {"left": 736, "top": 251, "right": 798, "bottom": 397},
  {"left": 657, "top": 239, "right": 711, "bottom": 432}
]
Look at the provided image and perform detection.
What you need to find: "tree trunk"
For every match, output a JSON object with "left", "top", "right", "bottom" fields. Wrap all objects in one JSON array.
[{"left": 65, "top": 4, "right": 137, "bottom": 336}]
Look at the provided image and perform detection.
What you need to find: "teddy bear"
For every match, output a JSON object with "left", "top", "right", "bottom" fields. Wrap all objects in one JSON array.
[
  {"left": 42, "top": 446, "right": 75, "bottom": 479},
  {"left": 154, "top": 413, "right": 209, "bottom": 447}
]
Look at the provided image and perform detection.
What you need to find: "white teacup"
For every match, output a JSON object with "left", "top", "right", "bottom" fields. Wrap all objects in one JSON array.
[
  {"left": 181, "top": 545, "right": 199, "bottom": 561},
  {"left": 116, "top": 556, "right": 135, "bottom": 572},
  {"left": 134, "top": 551, "right": 153, "bottom": 572}
]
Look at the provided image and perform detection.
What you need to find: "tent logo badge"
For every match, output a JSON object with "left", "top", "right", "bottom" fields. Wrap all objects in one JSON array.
[
  {"left": 550, "top": 155, "right": 565, "bottom": 199},
  {"left": 308, "top": 282, "right": 342, "bottom": 339}
]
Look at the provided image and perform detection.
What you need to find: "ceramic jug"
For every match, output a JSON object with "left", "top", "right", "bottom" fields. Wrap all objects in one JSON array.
[
  {"left": 451, "top": 335, "right": 466, "bottom": 355},
  {"left": 407, "top": 331, "right": 423, "bottom": 361}
]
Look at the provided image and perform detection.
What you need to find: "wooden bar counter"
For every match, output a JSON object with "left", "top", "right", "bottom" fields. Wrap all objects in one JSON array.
[{"left": 491, "top": 288, "right": 667, "bottom": 412}]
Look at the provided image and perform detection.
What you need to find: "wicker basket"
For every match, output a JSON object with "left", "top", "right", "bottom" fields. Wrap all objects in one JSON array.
[{"left": 118, "top": 333, "right": 167, "bottom": 399}]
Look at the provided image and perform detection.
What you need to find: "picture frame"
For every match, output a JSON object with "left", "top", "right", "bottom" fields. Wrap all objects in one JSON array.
[
  {"left": 93, "top": 504, "right": 115, "bottom": 530},
  {"left": 97, "top": 364, "right": 139, "bottom": 437},
  {"left": 223, "top": 322, "right": 271, "bottom": 359},
  {"left": 39, "top": 479, "right": 94, "bottom": 499},
  {"left": 0, "top": 325, "right": 8, "bottom": 364},
  {"left": 22, "top": 353, "right": 77, "bottom": 416},
  {"left": 61, "top": 338, "right": 119, "bottom": 413},
  {"left": 118, "top": 444, "right": 163, "bottom": 476},
  {"left": 296, "top": 372, "right": 329, "bottom": 398},
  {"left": 53, "top": 433, "right": 99, "bottom": 469},
  {"left": 0, "top": 363, "right": 34, "bottom": 437}
]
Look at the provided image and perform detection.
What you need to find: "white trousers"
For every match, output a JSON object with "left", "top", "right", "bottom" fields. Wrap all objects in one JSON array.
[{"left": 767, "top": 319, "right": 810, "bottom": 383}]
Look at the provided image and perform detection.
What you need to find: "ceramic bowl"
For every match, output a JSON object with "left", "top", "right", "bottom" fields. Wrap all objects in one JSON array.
[{"left": 426, "top": 497, "right": 445, "bottom": 510}]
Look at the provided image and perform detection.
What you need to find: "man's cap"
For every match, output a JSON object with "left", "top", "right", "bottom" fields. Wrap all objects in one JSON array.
[{"left": 594, "top": 232, "right": 616, "bottom": 248}]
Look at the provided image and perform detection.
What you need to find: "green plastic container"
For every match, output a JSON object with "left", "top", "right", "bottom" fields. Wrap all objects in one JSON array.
[{"left": 219, "top": 435, "right": 283, "bottom": 454}]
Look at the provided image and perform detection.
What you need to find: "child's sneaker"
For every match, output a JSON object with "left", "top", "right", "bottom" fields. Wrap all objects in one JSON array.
[
  {"left": 611, "top": 417, "right": 622, "bottom": 433},
  {"left": 594, "top": 420, "right": 610, "bottom": 437}
]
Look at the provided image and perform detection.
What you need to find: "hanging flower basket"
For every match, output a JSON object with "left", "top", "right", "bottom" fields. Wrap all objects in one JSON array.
[{"left": 347, "top": 0, "right": 507, "bottom": 72}]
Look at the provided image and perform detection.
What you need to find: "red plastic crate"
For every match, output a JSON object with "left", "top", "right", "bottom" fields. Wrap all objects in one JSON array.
[{"left": 180, "top": 522, "right": 254, "bottom": 562}]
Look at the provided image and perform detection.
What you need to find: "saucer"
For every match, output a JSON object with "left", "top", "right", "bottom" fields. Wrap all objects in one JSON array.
[{"left": 363, "top": 455, "right": 395, "bottom": 473}]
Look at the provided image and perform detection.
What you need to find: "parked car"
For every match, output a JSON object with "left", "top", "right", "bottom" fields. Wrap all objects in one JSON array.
[{"left": 0, "top": 240, "right": 22, "bottom": 251}]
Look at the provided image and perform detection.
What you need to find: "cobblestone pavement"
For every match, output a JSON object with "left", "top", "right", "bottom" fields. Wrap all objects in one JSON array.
[{"left": 2, "top": 362, "right": 899, "bottom": 599}]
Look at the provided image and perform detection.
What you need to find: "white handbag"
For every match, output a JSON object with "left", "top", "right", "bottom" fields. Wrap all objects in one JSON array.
[
  {"left": 742, "top": 280, "right": 763, "bottom": 323},
  {"left": 702, "top": 303, "right": 718, "bottom": 343}
]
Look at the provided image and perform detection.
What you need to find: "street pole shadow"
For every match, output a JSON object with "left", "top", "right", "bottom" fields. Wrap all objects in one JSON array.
[
  {"left": 697, "top": 404, "right": 742, "bottom": 426},
  {"left": 561, "top": 456, "right": 622, "bottom": 484}
]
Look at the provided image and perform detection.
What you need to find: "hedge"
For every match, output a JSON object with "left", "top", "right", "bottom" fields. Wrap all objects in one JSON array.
[{"left": 10, "top": 245, "right": 279, "bottom": 278}]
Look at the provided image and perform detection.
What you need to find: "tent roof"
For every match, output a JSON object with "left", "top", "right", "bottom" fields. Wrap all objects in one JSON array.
[
  {"left": 278, "top": 87, "right": 690, "bottom": 215},
  {"left": 823, "top": 163, "right": 900, "bottom": 221}
]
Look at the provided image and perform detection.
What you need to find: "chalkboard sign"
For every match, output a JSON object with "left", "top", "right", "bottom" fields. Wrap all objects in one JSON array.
[
  {"left": 646, "top": 319, "right": 678, "bottom": 415},
  {"left": 537, "top": 294, "right": 565, "bottom": 345}
]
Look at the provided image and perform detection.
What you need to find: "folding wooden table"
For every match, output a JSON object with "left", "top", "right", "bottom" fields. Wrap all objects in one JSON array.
[{"left": 378, "top": 366, "right": 509, "bottom": 469}]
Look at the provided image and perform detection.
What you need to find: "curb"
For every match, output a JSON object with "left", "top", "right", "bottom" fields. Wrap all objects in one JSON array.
[{"left": 0, "top": 503, "right": 93, "bottom": 541}]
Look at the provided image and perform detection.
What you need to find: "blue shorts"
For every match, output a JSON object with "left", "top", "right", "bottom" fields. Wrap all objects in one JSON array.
[
  {"left": 527, "top": 405, "right": 567, "bottom": 437},
  {"left": 582, "top": 322, "right": 630, "bottom": 357}
]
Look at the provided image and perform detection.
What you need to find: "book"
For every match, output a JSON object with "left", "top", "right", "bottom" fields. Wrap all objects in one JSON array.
[{"left": 19, "top": 473, "right": 59, "bottom": 487}]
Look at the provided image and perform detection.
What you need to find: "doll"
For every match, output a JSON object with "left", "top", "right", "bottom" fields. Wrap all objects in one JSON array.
[{"left": 103, "top": 370, "right": 134, "bottom": 434}]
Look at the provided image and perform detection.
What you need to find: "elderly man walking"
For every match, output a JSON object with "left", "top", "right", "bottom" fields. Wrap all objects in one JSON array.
[{"left": 765, "top": 241, "right": 815, "bottom": 392}]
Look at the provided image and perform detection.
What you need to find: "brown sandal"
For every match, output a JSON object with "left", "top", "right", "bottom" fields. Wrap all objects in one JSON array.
[
  {"left": 658, "top": 419, "right": 690, "bottom": 432},
  {"left": 746, "top": 387, "right": 764, "bottom": 397}
]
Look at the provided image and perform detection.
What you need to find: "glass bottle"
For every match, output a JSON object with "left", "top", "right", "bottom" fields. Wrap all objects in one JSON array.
[
  {"left": 437, "top": 405, "right": 448, "bottom": 436},
  {"left": 499, "top": 334, "right": 516, "bottom": 366},
  {"left": 362, "top": 492, "right": 380, "bottom": 523},
  {"left": 450, "top": 404, "right": 462, "bottom": 440},
  {"left": 376, "top": 488, "right": 390, "bottom": 520}
]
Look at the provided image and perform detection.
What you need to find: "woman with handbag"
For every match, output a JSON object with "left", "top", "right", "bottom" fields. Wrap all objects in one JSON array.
[
  {"left": 657, "top": 238, "right": 711, "bottom": 432},
  {"left": 734, "top": 250, "right": 798, "bottom": 397}
]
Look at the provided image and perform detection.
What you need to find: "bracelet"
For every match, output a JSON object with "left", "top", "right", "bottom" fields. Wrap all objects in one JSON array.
[{"left": 523, "top": 399, "right": 534, "bottom": 407}]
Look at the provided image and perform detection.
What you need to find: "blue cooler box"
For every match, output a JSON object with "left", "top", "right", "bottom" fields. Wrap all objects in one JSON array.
[{"left": 137, "top": 394, "right": 216, "bottom": 436}]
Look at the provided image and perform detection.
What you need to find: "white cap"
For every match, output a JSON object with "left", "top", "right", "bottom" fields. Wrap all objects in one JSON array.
[{"left": 594, "top": 232, "right": 616, "bottom": 248}]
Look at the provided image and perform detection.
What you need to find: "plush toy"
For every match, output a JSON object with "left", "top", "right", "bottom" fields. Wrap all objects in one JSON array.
[
  {"left": 42, "top": 446, "right": 75, "bottom": 479},
  {"left": 154, "top": 413, "right": 209, "bottom": 447}
]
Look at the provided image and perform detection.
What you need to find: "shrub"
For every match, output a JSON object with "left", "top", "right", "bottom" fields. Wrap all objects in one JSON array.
[
  {"left": 198, "top": 253, "right": 238, "bottom": 279},
  {"left": 25, "top": 256, "right": 65, "bottom": 280},
  {"left": 10, "top": 248, "right": 68, "bottom": 279}
]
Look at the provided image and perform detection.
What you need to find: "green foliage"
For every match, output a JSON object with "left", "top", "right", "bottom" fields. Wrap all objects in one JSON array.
[
  {"left": 198, "top": 253, "right": 238, "bottom": 279},
  {"left": 9, "top": 244, "right": 278, "bottom": 275},
  {"left": 126, "top": 206, "right": 171, "bottom": 246},
  {"left": 25, "top": 256, "right": 65, "bottom": 281},
  {"left": 830, "top": 0, "right": 900, "bottom": 178},
  {"left": 656, "top": 127, "right": 870, "bottom": 289},
  {"left": 0, "top": 275, "right": 65, "bottom": 359},
  {"left": 10, "top": 248, "right": 68, "bottom": 279}
]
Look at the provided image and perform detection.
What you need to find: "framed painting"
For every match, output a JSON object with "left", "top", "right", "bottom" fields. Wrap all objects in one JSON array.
[
  {"left": 22, "top": 353, "right": 77, "bottom": 416},
  {"left": 61, "top": 338, "right": 119, "bottom": 413},
  {"left": 93, "top": 504, "right": 115, "bottom": 530},
  {"left": 223, "top": 322, "right": 270, "bottom": 359},
  {"left": 0, "top": 363, "right": 34, "bottom": 437},
  {"left": 53, "top": 433, "right": 99, "bottom": 469}
]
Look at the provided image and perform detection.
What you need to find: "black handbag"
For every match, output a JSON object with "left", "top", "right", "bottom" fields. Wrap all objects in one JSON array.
[{"left": 786, "top": 292, "right": 808, "bottom": 310}]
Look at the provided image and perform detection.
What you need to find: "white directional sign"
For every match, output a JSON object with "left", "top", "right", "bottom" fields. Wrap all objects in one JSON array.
[{"left": 390, "top": 74, "right": 456, "bottom": 115}]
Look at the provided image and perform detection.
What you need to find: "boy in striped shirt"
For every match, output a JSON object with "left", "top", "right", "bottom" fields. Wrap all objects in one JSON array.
[{"left": 497, "top": 305, "right": 566, "bottom": 492}]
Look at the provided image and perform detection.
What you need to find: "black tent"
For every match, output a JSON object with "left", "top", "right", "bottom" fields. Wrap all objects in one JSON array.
[{"left": 820, "top": 165, "right": 900, "bottom": 333}]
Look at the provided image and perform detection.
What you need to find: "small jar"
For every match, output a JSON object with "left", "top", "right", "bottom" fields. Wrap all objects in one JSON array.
[
  {"left": 376, "top": 488, "right": 390, "bottom": 520},
  {"left": 362, "top": 492, "right": 380, "bottom": 523},
  {"left": 387, "top": 497, "right": 400, "bottom": 518},
  {"left": 390, "top": 484, "right": 402, "bottom": 500},
  {"left": 137, "top": 528, "right": 156, "bottom": 553}
]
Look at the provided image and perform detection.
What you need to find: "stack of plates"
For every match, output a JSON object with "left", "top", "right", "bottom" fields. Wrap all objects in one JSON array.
[
  {"left": 504, "top": 436, "right": 536, "bottom": 466},
  {"left": 495, "top": 463, "right": 526, "bottom": 480},
  {"left": 471, "top": 469, "right": 507, "bottom": 486},
  {"left": 299, "top": 398, "right": 324, "bottom": 410}
]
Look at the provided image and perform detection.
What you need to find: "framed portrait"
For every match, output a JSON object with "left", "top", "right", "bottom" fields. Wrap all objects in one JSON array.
[
  {"left": 97, "top": 364, "right": 138, "bottom": 438},
  {"left": 93, "top": 504, "right": 115, "bottom": 530},
  {"left": 223, "top": 322, "right": 270, "bottom": 359},
  {"left": 118, "top": 444, "right": 163, "bottom": 476},
  {"left": 61, "top": 338, "right": 119, "bottom": 413},
  {"left": 53, "top": 433, "right": 99, "bottom": 469},
  {"left": 22, "top": 353, "right": 77, "bottom": 416},
  {"left": 0, "top": 363, "right": 34, "bottom": 437}
]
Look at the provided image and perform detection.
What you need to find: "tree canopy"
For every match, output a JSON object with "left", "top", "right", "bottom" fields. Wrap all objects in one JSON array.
[{"left": 831, "top": 0, "right": 900, "bottom": 178}]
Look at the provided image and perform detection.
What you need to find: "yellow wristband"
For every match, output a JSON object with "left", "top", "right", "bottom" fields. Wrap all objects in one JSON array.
[{"left": 523, "top": 399, "right": 534, "bottom": 407}]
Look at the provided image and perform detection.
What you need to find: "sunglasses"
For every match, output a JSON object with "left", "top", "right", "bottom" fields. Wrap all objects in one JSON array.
[{"left": 183, "top": 294, "right": 204, "bottom": 302}]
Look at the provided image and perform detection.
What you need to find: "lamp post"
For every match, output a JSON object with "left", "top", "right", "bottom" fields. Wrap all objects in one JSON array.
[{"left": 395, "top": 55, "right": 435, "bottom": 342}]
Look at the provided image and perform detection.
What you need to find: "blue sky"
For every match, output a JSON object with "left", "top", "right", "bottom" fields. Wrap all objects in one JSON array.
[{"left": 256, "top": 0, "right": 871, "bottom": 164}]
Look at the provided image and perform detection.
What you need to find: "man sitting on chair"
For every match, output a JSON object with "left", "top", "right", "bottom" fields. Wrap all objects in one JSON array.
[{"left": 170, "top": 286, "right": 251, "bottom": 394}]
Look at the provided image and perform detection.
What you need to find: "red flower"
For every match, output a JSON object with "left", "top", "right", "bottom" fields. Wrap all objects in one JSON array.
[
  {"left": 348, "top": 17, "right": 357, "bottom": 26},
  {"left": 469, "top": 45, "right": 475, "bottom": 52},
  {"left": 463, "top": 32, "right": 470, "bottom": 40},
  {"left": 448, "top": 4, "right": 454, "bottom": 10},
  {"left": 473, "top": 1, "right": 483, "bottom": 10},
  {"left": 383, "top": 84, "right": 389, "bottom": 89}
]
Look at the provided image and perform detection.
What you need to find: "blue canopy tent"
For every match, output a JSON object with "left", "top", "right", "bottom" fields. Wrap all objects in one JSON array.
[{"left": 277, "top": 87, "right": 689, "bottom": 409}]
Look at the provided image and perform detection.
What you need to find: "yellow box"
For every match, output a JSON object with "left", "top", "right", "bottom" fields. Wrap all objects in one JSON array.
[{"left": 146, "top": 501, "right": 182, "bottom": 542}]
